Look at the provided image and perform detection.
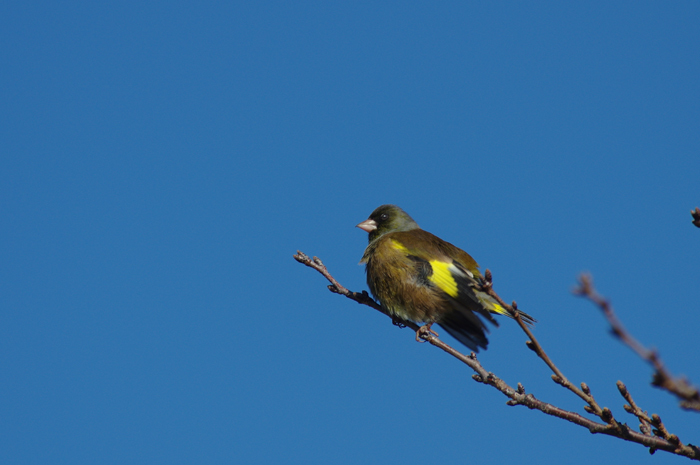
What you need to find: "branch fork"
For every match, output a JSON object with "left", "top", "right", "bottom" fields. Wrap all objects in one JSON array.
[{"left": 294, "top": 250, "right": 699, "bottom": 460}]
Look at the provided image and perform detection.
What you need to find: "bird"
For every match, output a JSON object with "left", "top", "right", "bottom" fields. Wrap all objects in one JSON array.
[{"left": 357, "top": 204, "right": 534, "bottom": 352}]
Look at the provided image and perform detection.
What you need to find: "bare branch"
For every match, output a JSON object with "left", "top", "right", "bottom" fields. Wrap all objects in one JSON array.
[
  {"left": 294, "top": 251, "right": 386, "bottom": 314},
  {"left": 574, "top": 274, "right": 700, "bottom": 411},
  {"left": 618, "top": 381, "right": 653, "bottom": 436},
  {"left": 294, "top": 251, "right": 700, "bottom": 460},
  {"left": 479, "top": 271, "right": 608, "bottom": 420}
]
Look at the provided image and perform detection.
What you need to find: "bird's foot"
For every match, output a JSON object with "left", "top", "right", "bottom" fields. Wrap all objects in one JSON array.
[
  {"left": 416, "top": 323, "right": 439, "bottom": 342},
  {"left": 391, "top": 317, "right": 407, "bottom": 328}
]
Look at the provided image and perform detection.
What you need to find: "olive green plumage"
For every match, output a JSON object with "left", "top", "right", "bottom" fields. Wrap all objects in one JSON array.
[{"left": 357, "top": 204, "right": 534, "bottom": 352}]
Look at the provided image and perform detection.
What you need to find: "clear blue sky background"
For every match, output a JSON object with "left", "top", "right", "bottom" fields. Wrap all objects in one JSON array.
[{"left": 1, "top": 2, "right": 699, "bottom": 464}]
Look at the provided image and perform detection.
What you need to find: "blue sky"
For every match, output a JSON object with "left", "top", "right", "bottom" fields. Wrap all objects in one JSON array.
[{"left": 1, "top": 2, "right": 699, "bottom": 464}]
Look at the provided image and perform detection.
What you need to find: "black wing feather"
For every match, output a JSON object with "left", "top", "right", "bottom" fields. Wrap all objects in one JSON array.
[{"left": 407, "top": 254, "right": 493, "bottom": 352}]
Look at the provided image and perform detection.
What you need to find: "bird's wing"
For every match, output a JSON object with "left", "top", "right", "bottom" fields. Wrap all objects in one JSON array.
[{"left": 391, "top": 231, "right": 498, "bottom": 327}]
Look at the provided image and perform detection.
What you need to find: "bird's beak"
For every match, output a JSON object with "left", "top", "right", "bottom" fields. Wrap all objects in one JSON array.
[{"left": 356, "top": 218, "right": 377, "bottom": 233}]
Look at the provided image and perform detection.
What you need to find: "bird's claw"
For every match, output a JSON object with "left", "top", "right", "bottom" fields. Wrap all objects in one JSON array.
[{"left": 416, "top": 323, "right": 439, "bottom": 342}]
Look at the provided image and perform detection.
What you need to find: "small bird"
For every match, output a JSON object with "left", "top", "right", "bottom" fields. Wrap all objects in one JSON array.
[{"left": 357, "top": 204, "right": 534, "bottom": 352}]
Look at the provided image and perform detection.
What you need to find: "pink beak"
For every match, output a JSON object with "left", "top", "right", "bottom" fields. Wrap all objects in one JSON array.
[{"left": 356, "top": 218, "right": 377, "bottom": 233}]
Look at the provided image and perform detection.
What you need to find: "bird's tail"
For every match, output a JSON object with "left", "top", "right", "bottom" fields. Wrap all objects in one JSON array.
[
  {"left": 437, "top": 310, "right": 490, "bottom": 352},
  {"left": 476, "top": 291, "right": 536, "bottom": 325}
]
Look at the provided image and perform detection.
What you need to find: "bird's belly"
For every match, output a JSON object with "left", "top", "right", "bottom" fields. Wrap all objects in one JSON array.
[
  {"left": 386, "top": 302, "right": 433, "bottom": 324},
  {"left": 372, "top": 278, "right": 444, "bottom": 324}
]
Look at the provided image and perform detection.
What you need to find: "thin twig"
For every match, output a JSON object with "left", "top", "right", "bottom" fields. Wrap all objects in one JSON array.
[
  {"left": 294, "top": 251, "right": 700, "bottom": 460},
  {"left": 574, "top": 274, "right": 700, "bottom": 411},
  {"left": 617, "top": 381, "right": 653, "bottom": 436},
  {"left": 479, "top": 270, "right": 609, "bottom": 420}
]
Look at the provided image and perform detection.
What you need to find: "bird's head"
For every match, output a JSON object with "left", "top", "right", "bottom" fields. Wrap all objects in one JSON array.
[{"left": 356, "top": 204, "right": 419, "bottom": 243}]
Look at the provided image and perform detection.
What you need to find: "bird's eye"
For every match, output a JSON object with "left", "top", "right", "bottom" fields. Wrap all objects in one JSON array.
[{"left": 380, "top": 213, "right": 388, "bottom": 220}]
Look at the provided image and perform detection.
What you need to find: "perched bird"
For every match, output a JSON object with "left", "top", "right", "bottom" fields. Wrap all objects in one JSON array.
[{"left": 357, "top": 204, "right": 534, "bottom": 352}]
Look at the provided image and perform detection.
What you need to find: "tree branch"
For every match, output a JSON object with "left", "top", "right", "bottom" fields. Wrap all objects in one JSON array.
[
  {"left": 294, "top": 251, "right": 700, "bottom": 461},
  {"left": 573, "top": 274, "right": 700, "bottom": 411}
]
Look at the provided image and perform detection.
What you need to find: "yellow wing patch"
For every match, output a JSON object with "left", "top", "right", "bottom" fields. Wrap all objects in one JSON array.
[
  {"left": 390, "top": 239, "right": 408, "bottom": 252},
  {"left": 390, "top": 239, "right": 459, "bottom": 299},
  {"left": 428, "top": 260, "right": 459, "bottom": 298},
  {"left": 477, "top": 294, "right": 508, "bottom": 316}
]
